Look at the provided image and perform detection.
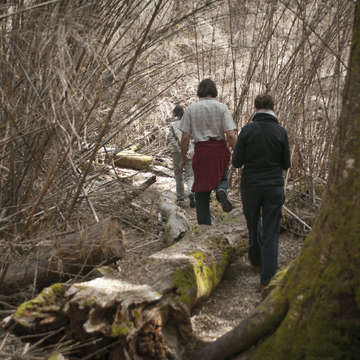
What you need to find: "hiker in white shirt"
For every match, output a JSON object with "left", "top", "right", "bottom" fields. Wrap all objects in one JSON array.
[{"left": 168, "top": 105, "right": 195, "bottom": 208}]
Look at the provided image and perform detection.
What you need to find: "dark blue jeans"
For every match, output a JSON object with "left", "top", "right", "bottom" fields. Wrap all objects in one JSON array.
[
  {"left": 241, "top": 185, "right": 284, "bottom": 285},
  {"left": 195, "top": 170, "right": 229, "bottom": 225}
]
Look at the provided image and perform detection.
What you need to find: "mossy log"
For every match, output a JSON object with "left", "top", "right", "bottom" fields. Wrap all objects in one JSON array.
[
  {"left": 110, "top": 150, "right": 153, "bottom": 170},
  {"left": 0, "top": 218, "right": 125, "bottom": 295},
  {"left": 3, "top": 210, "right": 248, "bottom": 360}
]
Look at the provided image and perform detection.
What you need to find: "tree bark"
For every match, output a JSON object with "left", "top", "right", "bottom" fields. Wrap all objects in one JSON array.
[
  {"left": 3, "top": 210, "right": 248, "bottom": 360},
  {"left": 0, "top": 218, "right": 125, "bottom": 295},
  {"left": 193, "top": 3, "right": 360, "bottom": 359}
]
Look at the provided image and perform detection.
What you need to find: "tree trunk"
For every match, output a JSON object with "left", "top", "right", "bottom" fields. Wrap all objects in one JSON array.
[
  {"left": 192, "top": 3, "right": 360, "bottom": 360},
  {"left": 0, "top": 218, "right": 125, "bottom": 295},
  {"left": 3, "top": 210, "right": 248, "bottom": 360}
]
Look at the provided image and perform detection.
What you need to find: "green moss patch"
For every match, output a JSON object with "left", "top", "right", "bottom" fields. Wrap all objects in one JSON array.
[{"left": 15, "top": 283, "right": 66, "bottom": 320}]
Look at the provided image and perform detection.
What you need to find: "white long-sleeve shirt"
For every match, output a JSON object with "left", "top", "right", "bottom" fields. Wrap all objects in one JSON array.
[{"left": 168, "top": 118, "right": 194, "bottom": 156}]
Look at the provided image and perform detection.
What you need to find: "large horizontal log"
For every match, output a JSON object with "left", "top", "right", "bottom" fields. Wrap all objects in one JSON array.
[
  {"left": 110, "top": 150, "right": 153, "bottom": 170},
  {"left": 0, "top": 218, "right": 125, "bottom": 295},
  {"left": 3, "top": 209, "right": 248, "bottom": 360}
]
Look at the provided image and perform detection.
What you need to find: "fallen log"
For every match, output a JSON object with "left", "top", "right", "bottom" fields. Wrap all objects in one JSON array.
[
  {"left": 109, "top": 150, "right": 153, "bottom": 171},
  {"left": 160, "top": 198, "right": 190, "bottom": 245},
  {"left": 3, "top": 210, "right": 248, "bottom": 360},
  {"left": 0, "top": 218, "right": 125, "bottom": 295}
]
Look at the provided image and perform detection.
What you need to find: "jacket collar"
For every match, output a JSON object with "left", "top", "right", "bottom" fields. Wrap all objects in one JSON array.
[{"left": 253, "top": 110, "right": 278, "bottom": 122}]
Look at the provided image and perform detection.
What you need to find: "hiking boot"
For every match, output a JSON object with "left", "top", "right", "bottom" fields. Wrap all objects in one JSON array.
[
  {"left": 216, "top": 189, "right": 233, "bottom": 212},
  {"left": 176, "top": 199, "right": 185, "bottom": 208},
  {"left": 189, "top": 193, "right": 195, "bottom": 208}
]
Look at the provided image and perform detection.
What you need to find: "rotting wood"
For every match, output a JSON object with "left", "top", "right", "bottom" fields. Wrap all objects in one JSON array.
[
  {"left": 3, "top": 210, "right": 248, "bottom": 360},
  {"left": 0, "top": 218, "right": 125, "bottom": 296}
]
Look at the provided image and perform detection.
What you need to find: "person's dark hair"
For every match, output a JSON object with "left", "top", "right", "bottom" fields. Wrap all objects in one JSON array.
[
  {"left": 197, "top": 78, "right": 218, "bottom": 98},
  {"left": 254, "top": 94, "right": 274, "bottom": 110},
  {"left": 173, "top": 105, "right": 184, "bottom": 118}
]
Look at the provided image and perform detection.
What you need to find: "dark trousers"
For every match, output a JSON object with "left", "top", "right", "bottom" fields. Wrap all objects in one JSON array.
[
  {"left": 195, "top": 170, "right": 229, "bottom": 225},
  {"left": 241, "top": 185, "right": 284, "bottom": 285}
]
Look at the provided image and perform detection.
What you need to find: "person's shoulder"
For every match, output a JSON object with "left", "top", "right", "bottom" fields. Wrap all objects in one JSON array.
[
  {"left": 181, "top": 102, "right": 194, "bottom": 114},
  {"left": 275, "top": 121, "right": 287, "bottom": 131},
  {"left": 172, "top": 119, "right": 182, "bottom": 127},
  {"left": 239, "top": 123, "right": 253, "bottom": 135},
  {"left": 210, "top": 98, "right": 228, "bottom": 108},
  {"left": 243, "top": 120, "right": 256, "bottom": 129}
]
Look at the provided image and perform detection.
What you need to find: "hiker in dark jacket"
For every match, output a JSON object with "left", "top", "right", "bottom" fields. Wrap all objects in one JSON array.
[{"left": 232, "top": 94, "right": 291, "bottom": 288}]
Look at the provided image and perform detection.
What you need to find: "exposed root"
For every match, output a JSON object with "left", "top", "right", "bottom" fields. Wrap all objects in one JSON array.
[{"left": 191, "top": 278, "right": 289, "bottom": 360}]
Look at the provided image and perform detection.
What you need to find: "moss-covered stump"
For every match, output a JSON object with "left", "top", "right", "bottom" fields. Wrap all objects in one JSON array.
[
  {"left": 0, "top": 218, "right": 125, "bottom": 295},
  {"left": 111, "top": 150, "right": 153, "bottom": 170},
  {"left": 3, "top": 210, "right": 248, "bottom": 359}
]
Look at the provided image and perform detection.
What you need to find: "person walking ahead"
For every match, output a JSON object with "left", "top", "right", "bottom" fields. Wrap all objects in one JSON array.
[
  {"left": 168, "top": 105, "right": 195, "bottom": 208},
  {"left": 179, "top": 79, "right": 237, "bottom": 225},
  {"left": 232, "top": 94, "right": 291, "bottom": 288}
]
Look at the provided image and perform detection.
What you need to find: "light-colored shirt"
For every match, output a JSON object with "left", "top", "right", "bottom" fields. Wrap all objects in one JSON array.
[
  {"left": 179, "top": 98, "right": 236, "bottom": 143},
  {"left": 168, "top": 118, "right": 194, "bottom": 155}
]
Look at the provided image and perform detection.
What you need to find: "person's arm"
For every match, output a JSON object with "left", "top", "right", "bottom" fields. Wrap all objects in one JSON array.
[
  {"left": 282, "top": 131, "right": 291, "bottom": 170},
  {"left": 180, "top": 132, "right": 190, "bottom": 171},
  {"left": 167, "top": 124, "right": 176, "bottom": 149},
  {"left": 225, "top": 129, "right": 237, "bottom": 150},
  {"left": 232, "top": 128, "right": 246, "bottom": 168}
]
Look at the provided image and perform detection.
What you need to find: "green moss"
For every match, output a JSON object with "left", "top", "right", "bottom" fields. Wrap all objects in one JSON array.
[
  {"left": 111, "top": 324, "right": 128, "bottom": 337},
  {"left": 172, "top": 243, "right": 232, "bottom": 309},
  {"left": 15, "top": 283, "right": 65, "bottom": 319},
  {"left": 133, "top": 310, "right": 140, "bottom": 321},
  {"left": 48, "top": 353, "right": 62, "bottom": 360},
  {"left": 97, "top": 266, "right": 115, "bottom": 275},
  {"left": 49, "top": 283, "right": 65, "bottom": 296},
  {"left": 84, "top": 298, "right": 96, "bottom": 308},
  {"left": 172, "top": 265, "right": 196, "bottom": 308},
  {"left": 163, "top": 225, "right": 172, "bottom": 245}
]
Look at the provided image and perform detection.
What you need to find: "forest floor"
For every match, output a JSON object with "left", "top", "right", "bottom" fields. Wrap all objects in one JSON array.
[
  {"left": 0, "top": 157, "right": 305, "bottom": 359},
  {"left": 115, "top": 159, "right": 305, "bottom": 349}
]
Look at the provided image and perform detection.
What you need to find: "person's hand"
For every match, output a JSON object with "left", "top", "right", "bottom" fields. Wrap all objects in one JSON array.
[{"left": 186, "top": 153, "right": 191, "bottom": 160}]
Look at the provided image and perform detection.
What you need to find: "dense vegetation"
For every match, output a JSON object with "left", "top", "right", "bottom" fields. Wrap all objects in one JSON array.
[{"left": 0, "top": 1, "right": 358, "bottom": 359}]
